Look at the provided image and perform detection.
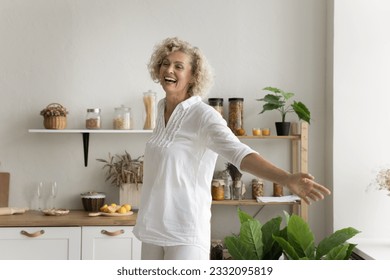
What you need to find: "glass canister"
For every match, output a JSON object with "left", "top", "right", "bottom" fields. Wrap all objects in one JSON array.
[
  {"left": 228, "top": 98, "right": 244, "bottom": 135},
  {"left": 273, "top": 182, "right": 284, "bottom": 197},
  {"left": 85, "top": 108, "right": 101, "bottom": 129},
  {"left": 252, "top": 178, "right": 264, "bottom": 199},
  {"left": 208, "top": 98, "right": 224, "bottom": 115},
  {"left": 113, "top": 105, "right": 132, "bottom": 130},
  {"left": 143, "top": 90, "right": 157, "bottom": 130},
  {"left": 211, "top": 179, "right": 225, "bottom": 201},
  {"left": 222, "top": 169, "right": 232, "bottom": 200}
]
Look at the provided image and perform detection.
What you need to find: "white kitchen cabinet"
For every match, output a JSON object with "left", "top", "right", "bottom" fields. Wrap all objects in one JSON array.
[
  {"left": 0, "top": 227, "right": 81, "bottom": 260},
  {"left": 81, "top": 226, "right": 141, "bottom": 260},
  {"left": 0, "top": 226, "right": 141, "bottom": 260}
]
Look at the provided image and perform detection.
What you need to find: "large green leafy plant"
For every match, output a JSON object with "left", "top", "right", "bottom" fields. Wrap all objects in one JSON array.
[
  {"left": 257, "top": 86, "right": 311, "bottom": 123},
  {"left": 224, "top": 208, "right": 360, "bottom": 260}
]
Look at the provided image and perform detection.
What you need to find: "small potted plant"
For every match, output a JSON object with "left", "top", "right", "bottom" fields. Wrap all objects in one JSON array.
[
  {"left": 97, "top": 151, "right": 143, "bottom": 209},
  {"left": 257, "top": 87, "right": 311, "bottom": 135}
]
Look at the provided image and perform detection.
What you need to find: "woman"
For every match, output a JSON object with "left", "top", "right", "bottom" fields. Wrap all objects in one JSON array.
[{"left": 133, "top": 37, "right": 331, "bottom": 260}]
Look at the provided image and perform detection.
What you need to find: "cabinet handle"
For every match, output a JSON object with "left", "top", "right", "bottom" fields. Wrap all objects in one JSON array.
[
  {"left": 101, "top": 229, "right": 125, "bottom": 236},
  {"left": 20, "top": 229, "right": 45, "bottom": 238}
]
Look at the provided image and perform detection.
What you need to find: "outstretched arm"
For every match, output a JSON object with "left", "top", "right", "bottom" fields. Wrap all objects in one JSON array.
[{"left": 240, "top": 153, "right": 331, "bottom": 204}]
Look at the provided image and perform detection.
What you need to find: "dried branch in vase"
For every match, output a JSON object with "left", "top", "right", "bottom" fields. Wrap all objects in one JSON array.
[
  {"left": 225, "top": 162, "right": 242, "bottom": 181},
  {"left": 97, "top": 151, "right": 143, "bottom": 188}
]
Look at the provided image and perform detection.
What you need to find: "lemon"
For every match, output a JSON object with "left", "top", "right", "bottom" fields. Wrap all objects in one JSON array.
[
  {"left": 110, "top": 203, "right": 117, "bottom": 207},
  {"left": 117, "top": 206, "right": 127, "bottom": 214},
  {"left": 107, "top": 205, "right": 117, "bottom": 213},
  {"left": 123, "top": 204, "right": 131, "bottom": 212},
  {"left": 100, "top": 204, "right": 108, "bottom": 212}
]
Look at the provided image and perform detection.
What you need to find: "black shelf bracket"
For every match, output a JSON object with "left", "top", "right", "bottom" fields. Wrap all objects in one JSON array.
[{"left": 82, "top": 133, "right": 90, "bottom": 167}]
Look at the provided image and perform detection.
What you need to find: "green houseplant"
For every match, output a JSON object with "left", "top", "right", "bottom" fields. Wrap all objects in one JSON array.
[
  {"left": 257, "top": 86, "right": 311, "bottom": 135},
  {"left": 224, "top": 208, "right": 360, "bottom": 260}
]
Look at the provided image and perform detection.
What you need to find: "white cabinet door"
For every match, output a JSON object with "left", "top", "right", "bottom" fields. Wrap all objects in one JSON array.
[
  {"left": 81, "top": 226, "right": 141, "bottom": 260},
  {"left": 0, "top": 227, "right": 81, "bottom": 260}
]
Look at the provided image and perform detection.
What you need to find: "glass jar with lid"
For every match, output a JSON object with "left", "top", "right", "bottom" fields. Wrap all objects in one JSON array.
[
  {"left": 85, "top": 108, "right": 101, "bottom": 129},
  {"left": 208, "top": 98, "right": 224, "bottom": 116},
  {"left": 113, "top": 105, "right": 132, "bottom": 130},
  {"left": 251, "top": 178, "right": 264, "bottom": 199},
  {"left": 143, "top": 90, "right": 157, "bottom": 130},
  {"left": 228, "top": 98, "right": 244, "bottom": 135}
]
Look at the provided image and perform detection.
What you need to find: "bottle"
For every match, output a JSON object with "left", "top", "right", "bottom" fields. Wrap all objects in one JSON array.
[
  {"left": 228, "top": 98, "right": 244, "bottom": 135},
  {"left": 143, "top": 90, "right": 156, "bottom": 130},
  {"left": 208, "top": 98, "right": 224, "bottom": 115},
  {"left": 222, "top": 170, "right": 231, "bottom": 200},
  {"left": 113, "top": 105, "right": 132, "bottom": 130},
  {"left": 85, "top": 108, "right": 101, "bottom": 129}
]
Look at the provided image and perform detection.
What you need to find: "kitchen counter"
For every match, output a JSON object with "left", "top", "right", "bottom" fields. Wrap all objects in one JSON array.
[{"left": 0, "top": 210, "right": 137, "bottom": 227}]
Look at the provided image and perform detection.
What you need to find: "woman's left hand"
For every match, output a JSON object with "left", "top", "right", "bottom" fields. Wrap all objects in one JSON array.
[{"left": 286, "top": 173, "right": 331, "bottom": 204}]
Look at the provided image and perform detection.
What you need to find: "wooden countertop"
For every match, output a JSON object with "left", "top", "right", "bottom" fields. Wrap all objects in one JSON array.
[{"left": 0, "top": 210, "right": 137, "bottom": 227}]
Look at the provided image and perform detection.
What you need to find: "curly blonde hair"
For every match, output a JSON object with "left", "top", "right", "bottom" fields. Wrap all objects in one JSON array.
[{"left": 148, "top": 37, "right": 214, "bottom": 97}]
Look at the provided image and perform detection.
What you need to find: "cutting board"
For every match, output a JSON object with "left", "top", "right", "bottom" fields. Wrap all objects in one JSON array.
[{"left": 0, "top": 172, "right": 10, "bottom": 207}]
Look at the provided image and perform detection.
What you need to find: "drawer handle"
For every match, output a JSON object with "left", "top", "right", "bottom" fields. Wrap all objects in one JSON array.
[
  {"left": 101, "top": 229, "right": 125, "bottom": 236},
  {"left": 20, "top": 229, "right": 45, "bottom": 238}
]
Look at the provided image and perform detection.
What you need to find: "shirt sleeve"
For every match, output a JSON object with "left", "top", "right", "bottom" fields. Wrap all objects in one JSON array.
[{"left": 201, "top": 107, "right": 258, "bottom": 172}]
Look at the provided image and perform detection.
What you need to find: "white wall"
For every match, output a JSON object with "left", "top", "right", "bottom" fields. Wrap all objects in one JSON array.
[
  {"left": 333, "top": 0, "right": 390, "bottom": 237},
  {"left": 0, "top": 0, "right": 328, "bottom": 241}
]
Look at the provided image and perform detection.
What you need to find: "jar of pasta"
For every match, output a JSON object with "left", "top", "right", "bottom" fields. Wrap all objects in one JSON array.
[
  {"left": 228, "top": 98, "right": 244, "bottom": 135},
  {"left": 143, "top": 90, "right": 156, "bottom": 130}
]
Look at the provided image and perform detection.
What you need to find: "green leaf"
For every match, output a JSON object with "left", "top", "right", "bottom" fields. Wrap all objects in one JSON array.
[
  {"left": 286, "top": 215, "right": 315, "bottom": 259},
  {"left": 259, "top": 94, "right": 283, "bottom": 105},
  {"left": 262, "top": 216, "right": 283, "bottom": 260},
  {"left": 273, "top": 235, "right": 300, "bottom": 260},
  {"left": 281, "top": 91, "right": 294, "bottom": 100},
  {"left": 224, "top": 236, "right": 256, "bottom": 260},
  {"left": 260, "top": 103, "right": 282, "bottom": 114},
  {"left": 263, "top": 86, "right": 282, "bottom": 94},
  {"left": 239, "top": 219, "right": 264, "bottom": 259},
  {"left": 323, "top": 244, "right": 349, "bottom": 260},
  {"left": 237, "top": 207, "right": 254, "bottom": 224},
  {"left": 292, "top": 101, "right": 311, "bottom": 123},
  {"left": 316, "top": 227, "right": 360, "bottom": 259}
]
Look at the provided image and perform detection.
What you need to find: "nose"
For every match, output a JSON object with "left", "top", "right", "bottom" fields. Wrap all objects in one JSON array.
[{"left": 167, "top": 64, "right": 174, "bottom": 74}]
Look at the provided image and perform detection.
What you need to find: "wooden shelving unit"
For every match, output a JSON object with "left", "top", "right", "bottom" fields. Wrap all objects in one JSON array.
[{"left": 211, "top": 122, "right": 309, "bottom": 221}]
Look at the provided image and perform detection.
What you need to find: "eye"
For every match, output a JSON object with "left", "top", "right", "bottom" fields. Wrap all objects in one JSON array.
[
  {"left": 175, "top": 64, "right": 184, "bottom": 70},
  {"left": 161, "top": 60, "right": 170, "bottom": 66}
]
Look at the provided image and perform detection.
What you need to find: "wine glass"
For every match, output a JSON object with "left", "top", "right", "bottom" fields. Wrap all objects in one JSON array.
[
  {"left": 50, "top": 181, "right": 58, "bottom": 209},
  {"left": 36, "top": 182, "right": 43, "bottom": 210}
]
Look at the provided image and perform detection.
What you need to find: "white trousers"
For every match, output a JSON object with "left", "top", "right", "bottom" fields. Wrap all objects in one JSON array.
[{"left": 141, "top": 242, "right": 209, "bottom": 260}]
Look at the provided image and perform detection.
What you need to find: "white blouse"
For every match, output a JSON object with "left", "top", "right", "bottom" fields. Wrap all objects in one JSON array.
[{"left": 133, "top": 96, "right": 256, "bottom": 252}]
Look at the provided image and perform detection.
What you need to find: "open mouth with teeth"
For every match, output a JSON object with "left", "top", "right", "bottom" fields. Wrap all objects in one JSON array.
[{"left": 164, "top": 77, "right": 177, "bottom": 84}]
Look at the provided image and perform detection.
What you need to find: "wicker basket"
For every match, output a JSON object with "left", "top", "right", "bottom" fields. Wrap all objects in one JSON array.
[
  {"left": 44, "top": 116, "right": 67, "bottom": 129},
  {"left": 41, "top": 103, "right": 67, "bottom": 129}
]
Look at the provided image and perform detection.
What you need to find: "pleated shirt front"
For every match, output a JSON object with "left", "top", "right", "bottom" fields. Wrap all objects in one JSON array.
[{"left": 133, "top": 96, "right": 256, "bottom": 252}]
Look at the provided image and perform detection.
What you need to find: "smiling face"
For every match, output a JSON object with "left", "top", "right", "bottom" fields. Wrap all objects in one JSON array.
[{"left": 159, "top": 51, "right": 194, "bottom": 98}]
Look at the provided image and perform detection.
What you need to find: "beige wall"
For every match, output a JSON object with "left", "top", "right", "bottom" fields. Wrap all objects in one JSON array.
[{"left": 0, "top": 0, "right": 328, "bottom": 241}]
